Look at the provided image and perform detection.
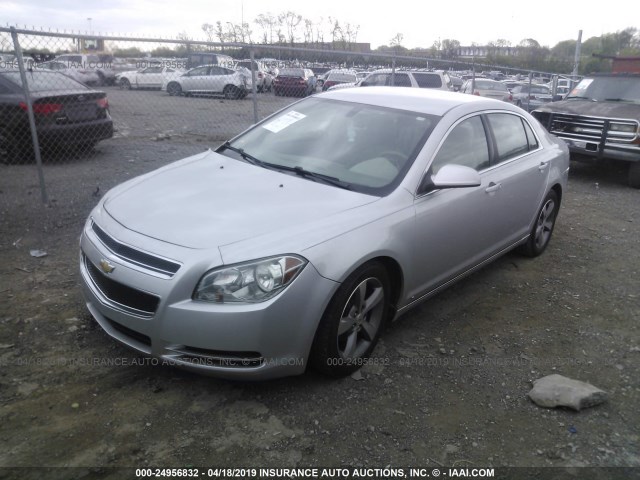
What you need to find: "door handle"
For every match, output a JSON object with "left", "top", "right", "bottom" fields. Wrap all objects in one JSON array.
[
  {"left": 485, "top": 182, "right": 502, "bottom": 193},
  {"left": 538, "top": 161, "right": 550, "bottom": 171}
]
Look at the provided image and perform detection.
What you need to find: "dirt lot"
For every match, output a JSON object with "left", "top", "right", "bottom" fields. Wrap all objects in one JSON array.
[{"left": 0, "top": 89, "right": 639, "bottom": 478}]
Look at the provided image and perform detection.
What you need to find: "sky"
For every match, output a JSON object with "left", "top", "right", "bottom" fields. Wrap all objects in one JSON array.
[{"left": 2, "top": 0, "right": 638, "bottom": 50}]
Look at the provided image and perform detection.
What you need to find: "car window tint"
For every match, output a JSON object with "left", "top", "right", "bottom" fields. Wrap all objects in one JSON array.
[
  {"left": 389, "top": 74, "right": 411, "bottom": 87},
  {"left": 487, "top": 113, "right": 530, "bottom": 162},
  {"left": 430, "top": 116, "right": 490, "bottom": 174},
  {"left": 522, "top": 118, "right": 539, "bottom": 150},
  {"left": 189, "top": 67, "right": 208, "bottom": 76},
  {"left": 414, "top": 73, "right": 443, "bottom": 89}
]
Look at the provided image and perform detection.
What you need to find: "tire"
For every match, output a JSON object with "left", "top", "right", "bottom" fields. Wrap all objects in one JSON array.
[
  {"left": 96, "top": 71, "right": 105, "bottom": 86},
  {"left": 0, "top": 131, "right": 27, "bottom": 165},
  {"left": 120, "top": 78, "right": 131, "bottom": 90},
  {"left": 628, "top": 163, "right": 640, "bottom": 189},
  {"left": 519, "top": 189, "right": 559, "bottom": 257},
  {"left": 223, "top": 85, "right": 242, "bottom": 100},
  {"left": 310, "top": 262, "right": 390, "bottom": 377},
  {"left": 166, "top": 82, "right": 182, "bottom": 96}
]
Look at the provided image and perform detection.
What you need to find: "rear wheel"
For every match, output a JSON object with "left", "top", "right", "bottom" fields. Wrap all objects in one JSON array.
[
  {"left": 166, "top": 82, "right": 182, "bottom": 96},
  {"left": 628, "top": 162, "right": 640, "bottom": 189},
  {"left": 96, "top": 71, "right": 106, "bottom": 86},
  {"left": 310, "top": 262, "right": 390, "bottom": 377},
  {"left": 223, "top": 85, "right": 242, "bottom": 100},
  {"left": 519, "top": 189, "right": 559, "bottom": 257},
  {"left": 120, "top": 78, "right": 131, "bottom": 90}
]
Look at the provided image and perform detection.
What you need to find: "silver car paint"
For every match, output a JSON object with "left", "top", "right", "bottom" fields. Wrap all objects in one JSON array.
[{"left": 80, "top": 87, "right": 569, "bottom": 379}]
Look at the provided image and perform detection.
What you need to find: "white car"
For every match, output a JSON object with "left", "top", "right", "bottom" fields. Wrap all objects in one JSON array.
[
  {"left": 162, "top": 65, "right": 252, "bottom": 99},
  {"left": 117, "top": 65, "right": 184, "bottom": 90},
  {"left": 52, "top": 53, "right": 116, "bottom": 85},
  {"left": 36, "top": 60, "right": 101, "bottom": 86}
]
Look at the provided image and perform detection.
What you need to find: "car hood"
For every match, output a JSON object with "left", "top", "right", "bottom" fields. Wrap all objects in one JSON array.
[
  {"left": 535, "top": 99, "right": 640, "bottom": 119},
  {"left": 103, "top": 150, "right": 379, "bottom": 250}
]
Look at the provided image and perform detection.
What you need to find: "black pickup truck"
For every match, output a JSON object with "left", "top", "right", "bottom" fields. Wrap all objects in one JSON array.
[{"left": 532, "top": 73, "right": 640, "bottom": 188}]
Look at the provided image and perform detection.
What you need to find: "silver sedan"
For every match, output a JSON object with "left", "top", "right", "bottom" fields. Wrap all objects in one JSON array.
[{"left": 80, "top": 87, "right": 569, "bottom": 380}]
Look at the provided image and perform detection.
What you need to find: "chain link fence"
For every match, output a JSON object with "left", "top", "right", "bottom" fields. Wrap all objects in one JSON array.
[{"left": 1, "top": 27, "right": 573, "bottom": 209}]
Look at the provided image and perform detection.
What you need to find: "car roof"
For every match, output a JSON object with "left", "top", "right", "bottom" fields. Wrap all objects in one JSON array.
[{"left": 319, "top": 86, "right": 511, "bottom": 116}]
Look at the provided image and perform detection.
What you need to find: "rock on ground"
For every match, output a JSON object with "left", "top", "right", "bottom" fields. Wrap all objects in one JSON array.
[{"left": 528, "top": 374, "right": 608, "bottom": 411}]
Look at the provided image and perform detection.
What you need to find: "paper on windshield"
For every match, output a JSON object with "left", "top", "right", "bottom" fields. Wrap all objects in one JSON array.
[{"left": 262, "top": 111, "right": 306, "bottom": 133}]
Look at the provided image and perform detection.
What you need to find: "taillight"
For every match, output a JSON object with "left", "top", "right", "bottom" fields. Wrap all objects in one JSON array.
[
  {"left": 258, "top": 72, "right": 263, "bottom": 79},
  {"left": 473, "top": 90, "right": 480, "bottom": 96},
  {"left": 97, "top": 98, "right": 109, "bottom": 109},
  {"left": 509, "top": 94, "right": 513, "bottom": 101},
  {"left": 19, "top": 101, "right": 63, "bottom": 115}
]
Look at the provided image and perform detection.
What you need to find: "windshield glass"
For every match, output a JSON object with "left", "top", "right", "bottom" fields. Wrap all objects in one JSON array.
[
  {"left": 567, "top": 76, "right": 640, "bottom": 102},
  {"left": 327, "top": 73, "right": 356, "bottom": 82},
  {"left": 1, "top": 71, "right": 87, "bottom": 91},
  {"left": 223, "top": 97, "right": 439, "bottom": 195}
]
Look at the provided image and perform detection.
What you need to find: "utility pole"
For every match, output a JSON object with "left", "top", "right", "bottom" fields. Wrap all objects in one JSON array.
[{"left": 572, "top": 30, "right": 582, "bottom": 79}]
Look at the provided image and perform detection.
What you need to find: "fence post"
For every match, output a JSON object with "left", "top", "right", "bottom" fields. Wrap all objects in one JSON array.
[
  {"left": 527, "top": 71, "right": 533, "bottom": 112},
  {"left": 249, "top": 49, "right": 258, "bottom": 124},
  {"left": 10, "top": 27, "right": 48, "bottom": 205}
]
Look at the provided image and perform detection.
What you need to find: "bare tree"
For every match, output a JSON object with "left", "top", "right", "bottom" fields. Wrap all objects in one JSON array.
[
  {"left": 255, "top": 13, "right": 277, "bottom": 44},
  {"left": 278, "top": 11, "right": 303, "bottom": 46},
  {"left": 390, "top": 33, "right": 404, "bottom": 48}
]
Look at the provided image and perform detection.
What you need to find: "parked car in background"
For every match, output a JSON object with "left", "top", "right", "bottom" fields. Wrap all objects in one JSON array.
[
  {"left": 511, "top": 84, "right": 553, "bottom": 111},
  {"left": 116, "top": 65, "right": 184, "bottom": 90},
  {"left": 186, "top": 52, "right": 234, "bottom": 69},
  {"left": 461, "top": 78, "right": 513, "bottom": 103},
  {"left": 322, "top": 69, "right": 358, "bottom": 91},
  {"left": 331, "top": 69, "right": 454, "bottom": 91},
  {"left": 0, "top": 70, "right": 113, "bottom": 163},
  {"left": 37, "top": 60, "right": 101, "bottom": 85},
  {"left": 52, "top": 53, "right": 116, "bottom": 85},
  {"left": 532, "top": 73, "right": 640, "bottom": 188},
  {"left": 234, "top": 59, "right": 273, "bottom": 92},
  {"left": 162, "top": 65, "right": 252, "bottom": 99},
  {"left": 273, "top": 68, "right": 316, "bottom": 97},
  {"left": 79, "top": 87, "right": 568, "bottom": 380}
]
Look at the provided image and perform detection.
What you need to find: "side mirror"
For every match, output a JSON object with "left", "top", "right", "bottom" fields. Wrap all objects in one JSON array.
[{"left": 420, "top": 164, "right": 481, "bottom": 193}]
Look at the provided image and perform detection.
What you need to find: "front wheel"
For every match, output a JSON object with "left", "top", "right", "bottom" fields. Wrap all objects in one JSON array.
[
  {"left": 628, "top": 162, "right": 640, "bottom": 189},
  {"left": 519, "top": 190, "right": 559, "bottom": 257},
  {"left": 120, "top": 78, "right": 131, "bottom": 90},
  {"left": 310, "top": 262, "right": 390, "bottom": 377}
]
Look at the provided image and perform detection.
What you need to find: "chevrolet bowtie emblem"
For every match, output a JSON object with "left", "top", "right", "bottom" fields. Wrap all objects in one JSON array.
[{"left": 99, "top": 259, "right": 116, "bottom": 274}]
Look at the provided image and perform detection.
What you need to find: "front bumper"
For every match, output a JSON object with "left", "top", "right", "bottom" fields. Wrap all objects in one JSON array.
[{"left": 79, "top": 216, "right": 338, "bottom": 380}]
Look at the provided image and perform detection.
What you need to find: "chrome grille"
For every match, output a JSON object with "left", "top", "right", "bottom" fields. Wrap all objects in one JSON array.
[
  {"left": 83, "top": 253, "right": 160, "bottom": 317},
  {"left": 548, "top": 114, "right": 639, "bottom": 147},
  {"left": 91, "top": 221, "right": 181, "bottom": 277}
]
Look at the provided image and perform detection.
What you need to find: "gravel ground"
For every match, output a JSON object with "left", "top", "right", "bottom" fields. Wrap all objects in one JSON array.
[{"left": 0, "top": 88, "right": 639, "bottom": 478}]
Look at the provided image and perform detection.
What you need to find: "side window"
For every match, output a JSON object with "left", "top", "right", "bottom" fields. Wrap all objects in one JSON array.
[
  {"left": 361, "top": 74, "right": 386, "bottom": 87},
  {"left": 392, "top": 74, "right": 411, "bottom": 87},
  {"left": 430, "top": 116, "right": 490, "bottom": 174},
  {"left": 487, "top": 113, "right": 530, "bottom": 162},
  {"left": 414, "top": 73, "right": 443, "bottom": 89},
  {"left": 188, "top": 67, "right": 208, "bottom": 76},
  {"left": 522, "top": 118, "right": 539, "bottom": 150}
]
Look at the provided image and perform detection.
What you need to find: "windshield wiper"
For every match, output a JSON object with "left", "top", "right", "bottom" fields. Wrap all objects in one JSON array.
[
  {"left": 217, "top": 142, "right": 351, "bottom": 190},
  {"left": 218, "top": 142, "right": 262, "bottom": 166},
  {"left": 603, "top": 98, "right": 637, "bottom": 103}
]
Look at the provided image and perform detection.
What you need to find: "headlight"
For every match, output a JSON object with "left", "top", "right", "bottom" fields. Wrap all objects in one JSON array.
[
  {"left": 609, "top": 123, "right": 637, "bottom": 133},
  {"left": 193, "top": 255, "right": 307, "bottom": 303}
]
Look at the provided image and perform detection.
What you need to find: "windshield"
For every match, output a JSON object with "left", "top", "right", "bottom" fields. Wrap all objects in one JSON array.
[
  {"left": 327, "top": 73, "right": 356, "bottom": 82},
  {"left": 475, "top": 80, "right": 507, "bottom": 91},
  {"left": 222, "top": 97, "right": 439, "bottom": 195},
  {"left": 567, "top": 76, "right": 640, "bottom": 103},
  {"left": 0, "top": 70, "right": 88, "bottom": 91}
]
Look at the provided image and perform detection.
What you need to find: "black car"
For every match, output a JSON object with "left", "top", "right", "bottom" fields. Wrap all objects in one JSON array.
[{"left": 0, "top": 70, "right": 113, "bottom": 163}]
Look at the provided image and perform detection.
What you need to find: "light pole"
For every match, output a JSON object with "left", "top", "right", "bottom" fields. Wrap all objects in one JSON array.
[{"left": 87, "top": 17, "right": 92, "bottom": 34}]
